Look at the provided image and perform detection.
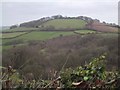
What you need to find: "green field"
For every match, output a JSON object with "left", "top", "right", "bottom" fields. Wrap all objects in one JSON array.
[
  {"left": 3, "top": 30, "right": 117, "bottom": 46},
  {"left": 13, "top": 31, "right": 75, "bottom": 41},
  {"left": 41, "top": 19, "right": 87, "bottom": 29},
  {"left": 2, "top": 27, "right": 39, "bottom": 32},
  {"left": 2, "top": 44, "right": 27, "bottom": 52},
  {"left": 74, "top": 30, "right": 96, "bottom": 34},
  {"left": 2, "top": 32, "right": 26, "bottom": 39},
  {"left": 2, "top": 26, "right": 118, "bottom": 51},
  {"left": 2, "top": 45, "right": 12, "bottom": 51},
  {"left": 2, "top": 31, "right": 75, "bottom": 48}
]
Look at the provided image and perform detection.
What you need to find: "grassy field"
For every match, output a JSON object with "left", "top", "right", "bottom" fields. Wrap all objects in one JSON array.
[
  {"left": 2, "top": 45, "right": 13, "bottom": 51},
  {"left": 74, "top": 30, "right": 96, "bottom": 34},
  {"left": 2, "top": 44, "right": 26, "bottom": 51},
  {"left": 97, "top": 33, "right": 119, "bottom": 38},
  {"left": 2, "top": 32, "right": 27, "bottom": 39},
  {"left": 2, "top": 31, "right": 75, "bottom": 48},
  {"left": 41, "top": 19, "right": 87, "bottom": 29},
  {"left": 2, "top": 27, "right": 118, "bottom": 51},
  {"left": 13, "top": 31, "right": 75, "bottom": 41},
  {"left": 3, "top": 32, "right": 118, "bottom": 45},
  {"left": 2, "top": 27, "right": 39, "bottom": 32}
]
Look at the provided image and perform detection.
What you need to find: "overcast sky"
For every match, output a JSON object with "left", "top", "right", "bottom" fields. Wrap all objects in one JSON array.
[{"left": 0, "top": 0, "right": 119, "bottom": 26}]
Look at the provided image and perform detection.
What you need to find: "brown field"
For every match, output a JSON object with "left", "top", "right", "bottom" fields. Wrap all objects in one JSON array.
[{"left": 87, "top": 21, "right": 118, "bottom": 32}]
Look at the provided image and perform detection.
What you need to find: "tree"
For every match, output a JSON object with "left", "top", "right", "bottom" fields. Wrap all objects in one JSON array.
[
  {"left": 103, "top": 21, "right": 106, "bottom": 24},
  {"left": 10, "top": 25, "right": 18, "bottom": 29},
  {"left": 51, "top": 15, "right": 63, "bottom": 19}
]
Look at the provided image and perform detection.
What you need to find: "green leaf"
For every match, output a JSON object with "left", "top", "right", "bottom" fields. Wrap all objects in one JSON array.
[{"left": 84, "top": 76, "right": 89, "bottom": 81}]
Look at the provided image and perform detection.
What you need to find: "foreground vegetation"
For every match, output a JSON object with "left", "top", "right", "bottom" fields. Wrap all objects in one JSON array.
[{"left": 1, "top": 55, "right": 120, "bottom": 89}]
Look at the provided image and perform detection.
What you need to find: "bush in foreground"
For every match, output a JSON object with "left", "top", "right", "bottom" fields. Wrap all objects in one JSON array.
[{"left": 1, "top": 54, "right": 120, "bottom": 89}]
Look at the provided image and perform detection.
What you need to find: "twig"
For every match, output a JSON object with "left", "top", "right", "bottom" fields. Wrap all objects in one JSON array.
[
  {"left": 60, "top": 54, "right": 70, "bottom": 71},
  {"left": 44, "top": 76, "right": 61, "bottom": 88}
]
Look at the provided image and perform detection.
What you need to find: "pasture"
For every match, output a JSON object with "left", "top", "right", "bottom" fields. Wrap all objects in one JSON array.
[
  {"left": 74, "top": 30, "right": 96, "bottom": 34},
  {"left": 2, "top": 27, "right": 39, "bottom": 32},
  {"left": 2, "top": 31, "right": 75, "bottom": 50},
  {"left": 2, "top": 30, "right": 118, "bottom": 51},
  {"left": 41, "top": 19, "right": 87, "bottom": 29},
  {"left": 2, "top": 32, "right": 27, "bottom": 39},
  {"left": 13, "top": 31, "right": 75, "bottom": 41}
]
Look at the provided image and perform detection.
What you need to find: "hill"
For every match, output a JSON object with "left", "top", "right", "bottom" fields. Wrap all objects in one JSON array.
[{"left": 2, "top": 15, "right": 119, "bottom": 33}]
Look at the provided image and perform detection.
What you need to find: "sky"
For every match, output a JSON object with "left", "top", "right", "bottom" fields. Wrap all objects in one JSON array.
[{"left": 0, "top": 0, "right": 120, "bottom": 26}]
